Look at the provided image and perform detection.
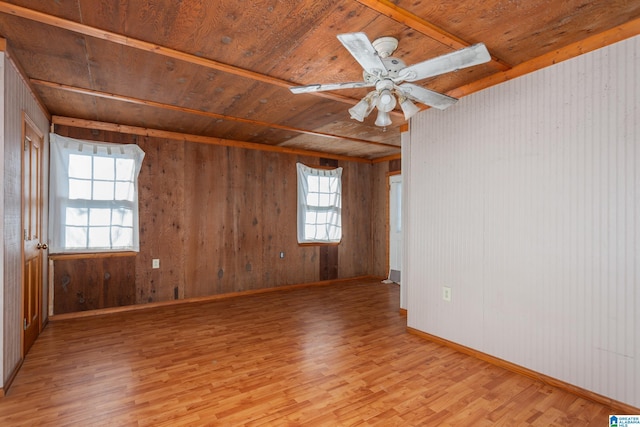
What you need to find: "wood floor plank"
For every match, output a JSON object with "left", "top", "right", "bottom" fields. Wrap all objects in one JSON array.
[{"left": 0, "top": 280, "right": 621, "bottom": 425}]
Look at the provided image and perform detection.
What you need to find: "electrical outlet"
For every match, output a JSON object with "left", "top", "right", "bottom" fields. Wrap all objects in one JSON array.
[
  {"left": 279, "top": 251, "right": 285, "bottom": 259},
  {"left": 442, "top": 286, "right": 452, "bottom": 302},
  {"left": 152, "top": 259, "right": 160, "bottom": 269}
]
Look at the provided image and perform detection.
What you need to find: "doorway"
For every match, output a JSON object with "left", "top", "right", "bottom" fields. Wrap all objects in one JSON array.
[
  {"left": 388, "top": 173, "right": 402, "bottom": 284},
  {"left": 22, "top": 115, "right": 45, "bottom": 356}
]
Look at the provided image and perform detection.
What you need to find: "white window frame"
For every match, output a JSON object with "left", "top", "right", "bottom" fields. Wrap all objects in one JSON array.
[
  {"left": 296, "top": 163, "right": 342, "bottom": 244},
  {"left": 49, "top": 133, "right": 145, "bottom": 253}
]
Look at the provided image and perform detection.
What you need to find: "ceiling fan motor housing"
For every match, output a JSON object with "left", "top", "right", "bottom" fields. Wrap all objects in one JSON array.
[
  {"left": 362, "top": 57, "right": 407, "bottom": 83},
  {"left": 372, "top": 36, "right": 399, "bottom": 58}
]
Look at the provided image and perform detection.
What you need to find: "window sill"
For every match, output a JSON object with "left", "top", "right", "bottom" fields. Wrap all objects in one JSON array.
[
  {"left": 48, "top": 251, "right": 138, "bottom": 261},
  {"left": 297, "top": 241, "right": 341, "bottom": 247}
]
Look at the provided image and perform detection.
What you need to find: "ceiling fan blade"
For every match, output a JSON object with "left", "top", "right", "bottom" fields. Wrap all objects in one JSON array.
[
  {"left": 337, "top": 32, "right": 387, "bottom": 75},
  {"left": 397, "top": 83, "right": 458, "bottom": 110},
  {"left": 289, "top": 81, "right": 375, "bottom": 94},
  {"left": 399, "top": 43, "right": 491, "bottom": 82}
]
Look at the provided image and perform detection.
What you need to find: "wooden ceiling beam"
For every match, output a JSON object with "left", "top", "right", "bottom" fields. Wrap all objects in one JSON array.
[
  {"left": 0, "top": 1, "right": 362, "bottom": 107},
  {"left": 51, "top": 116, "right": 377, "bottom": 164},
  {"left": 447, "top": 18, "right": 640, "bottom": 99},
  {"left": 354, "top": 0, "right": 511, "bottom": 71},
  {"left": 371, "top": 153, "right": 401, "bottom": 164},
  {"left": 34, "top": 79, "right": 400, "bottom": 150}
]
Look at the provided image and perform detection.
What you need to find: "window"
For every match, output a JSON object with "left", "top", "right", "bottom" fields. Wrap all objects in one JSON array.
[
  {"left": 49, "top": 134, "right": 145, "bottom": 253},
  {"left": 296, "top": 163, "right": 342, "bottom": 243}
]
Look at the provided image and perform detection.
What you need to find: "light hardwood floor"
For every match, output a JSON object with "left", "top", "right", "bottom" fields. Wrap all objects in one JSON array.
[{"left": 0, "top": 279, "right": 617, "bottom": 426}]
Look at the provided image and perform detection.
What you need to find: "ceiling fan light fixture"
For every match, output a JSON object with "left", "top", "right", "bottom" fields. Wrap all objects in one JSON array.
[
  {"left": 377, "top": 89, "right": 397, "bottom": 112},
  {"left": 375, "top": 110, "right": 392, "bottom": 127},
  {"left": 349, "top": 92, "right": 378, "bottom": 122},
  {"left": 399, "top": 97, "right": 421, "bottom": 120},
  {"left": 348, "top": 98, "right": 371, "bottom": 122}
]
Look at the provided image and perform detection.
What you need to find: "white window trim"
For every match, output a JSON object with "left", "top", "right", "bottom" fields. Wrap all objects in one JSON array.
[{"left": 296, "top": 163, "right": 342, "bottom": 244}]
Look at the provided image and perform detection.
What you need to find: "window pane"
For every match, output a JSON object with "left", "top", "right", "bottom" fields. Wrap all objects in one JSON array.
[
  {"left": 112, "top": 208, "right": 134, "bottom": 227},
  {"left": 68, "top": 154, "right": 92, "bottom": 179},
  {"left": 93, "top": 181, "right": 114, "bottom": 200},
  {"left": 93, "top": 156, "right": 115, "bottom": 180},
  {"left": 69, "top": 179, "right": 91, "bottom": 199},
  {"left": 318, "top": 193, "right": 331, "bottom": 206},
  {"left": 317, "top": 211, "right": 329, "bottom": 224},
  {"left": 307, "top": 176, "right": 319, "bottom": 192},
  {"left": 88, "top": 227, "right": 111, "bottom": 247},
  {"left": 112, "top": 226, "right": 133, "bottom": 247},
  {"left": 116, "top": 158, "right": 135, "bottom": 181},
  {"left": 66, "top": 207, "right": 88, "bottom": 226},
  {"left": 65, "top": 226, "right": 87, "bottom": 249},
  {"left": 329, "top": 177, "right": 339, "bottom": 193},
  {"left": 305, "top": 224, "right": 321, "bottom": 240},
  {"left": 318, "top": 177, "right": 331, "bottom": 193},
  {"left": 328, "top": 225, "right": 341, "bottom": 240},
  {"left": 115, "top": 181, "right": 135, "bottom": 201},
  {"left": 307, "top": 192, "right": 319, "bottom": 206},
  {"left": 305, "top": 211, "right": 316, "bottom": 224},
  {"left": 89, "top": 208, "right": 112, "bottom": 226}
]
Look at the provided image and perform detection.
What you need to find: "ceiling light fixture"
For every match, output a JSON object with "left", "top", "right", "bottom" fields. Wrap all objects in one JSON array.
[
  {"left": 349, "top": 87, "right": 418, "bottom": 127},
  {"left": 374, "top": 110, "right": 392, "bottom": 127},
  {"left": 351, "top": 79, "right": 414, "bottom": 127},
  {"left": 377, "top": 89, "right": 397, "bottom": 112},
  {"left": 399, "top": 96, "right": 421, "bottom": 120},
  {"left": 348, "top": 92, "right": 377, "bottom": 122}
]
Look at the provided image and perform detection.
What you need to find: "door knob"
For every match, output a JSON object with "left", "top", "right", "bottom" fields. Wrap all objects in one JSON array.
[{"left": 37, "top": 243, "right": 48, "bottom": 250}]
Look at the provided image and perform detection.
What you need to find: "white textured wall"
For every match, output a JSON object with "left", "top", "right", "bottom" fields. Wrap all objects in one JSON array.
[
  {"left": 405, "top": 35, "right": 639, "bottom": 408},
  {"left": 1, "top": 51, "right": 50, "bottom": 389},
  {"left": 400, "top": 130, "right": 409, "bottom": 310},
  {"left": 0, "top": 53, "right": 5, "bottom": 390}
]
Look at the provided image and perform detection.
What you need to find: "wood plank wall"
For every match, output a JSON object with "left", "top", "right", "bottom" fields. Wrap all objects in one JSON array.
[
  {"left": 52, "top": 126, "right": 386, "bottom": 313},
  {"left": 52, "top": 256, "right": 136, "bottom": 314}
]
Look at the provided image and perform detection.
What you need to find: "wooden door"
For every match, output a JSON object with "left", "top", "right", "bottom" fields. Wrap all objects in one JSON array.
[{"left": 22, "top": 119, "right": 44, "bottom": 356}]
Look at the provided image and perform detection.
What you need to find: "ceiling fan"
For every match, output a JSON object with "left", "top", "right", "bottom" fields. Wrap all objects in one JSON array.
[{"left": 289, "top": 32, "right": 491, "bottom": 127}]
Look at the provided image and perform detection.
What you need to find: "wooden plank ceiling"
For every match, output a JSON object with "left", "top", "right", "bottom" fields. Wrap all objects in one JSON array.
[{"left": 0, "top": 0, "right": 638, "bottom": 160}]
